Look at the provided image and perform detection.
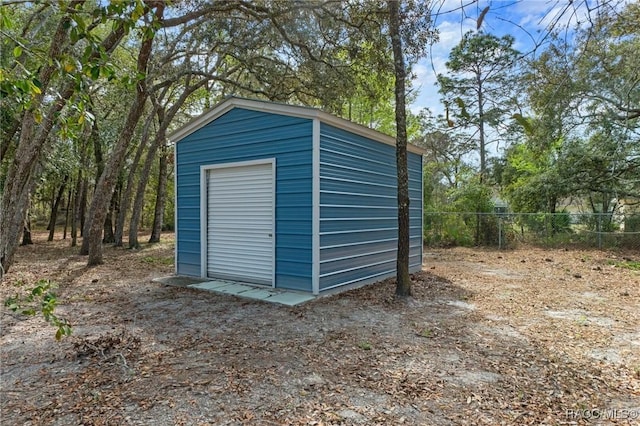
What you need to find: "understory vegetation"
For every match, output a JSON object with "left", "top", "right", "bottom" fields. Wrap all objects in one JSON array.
[{"left": 2, "top": 1, "right": 638, "bottom": 274}]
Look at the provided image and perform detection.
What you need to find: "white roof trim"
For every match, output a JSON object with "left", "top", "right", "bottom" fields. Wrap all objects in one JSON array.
[{"left": 168, "top": 97, "right": 426, "bottom": 155}]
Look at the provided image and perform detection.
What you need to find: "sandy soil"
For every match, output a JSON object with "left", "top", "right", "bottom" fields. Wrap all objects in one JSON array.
[{"left": 1, "top": 232, "right": 639, "bottom": 425}]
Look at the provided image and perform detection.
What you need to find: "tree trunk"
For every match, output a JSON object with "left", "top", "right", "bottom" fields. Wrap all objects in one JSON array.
[
  {"left": 103, "top": 200, "right": 116, "bottom": 243},
  {"left": 388, "top": 0, "right": 412, "bottom": 298},
  {"left": 63, "top": 183, "right": 72, "bottom": 240},
  {"left": 477, "top": 75, "right": 486, "bottom": 181},
  {"left": 47, "top": 176, "right": 68, "bottom": 241},
  {"left": 104, "top": 178, "right": 119, "bottom": 244},
  {"left": 0, "top": 79, "right": 75, "bottom": 275},
  {"left": 129, "top": 135, "right": 162, "bottom": 249},
  {"left": 103, "top": 179, "right": 121, "bottom": 244},
  {"left": 84, "top": 93, "right": 151, "bottom": 261},
  {"left": 149, "top": 145, "right": 169, "bottom": 243},
  {"left": 475, "top": 74, "right": 486, "bottom": 245},
  {"left": 0, "top": 82, "right": 75, "bottom": 275},
  {"left": 71, "top": 178, "right": 79, "bottom": 247},
  {"left": 549, "top": 196, "right": 558, "bottom": 235},
  {"left": 84, "top": 4, "right": 164, "bottom": 265},
  {"left": 1, "top": 15, "right": 73, "bottom": 272},
  {"left": 114, "top": 113, "right": 154, "bottom": 247},
  {"left": 0, "top": 118, "right": 20, "bottom": 162},
  {"left": 79, "top": 177, "right": 87, "bottom": 236},
  {"left": 46, "top": 185, "right": 55, "bottom": 231},
  {"left": 92, "top": 118, "right": 105, "bottom": 187},
  {"left": 71, "top": 173, "right": 86, "bottom": 247},
  {"left": 80, "top": 119, "right": 104, "bottom": 254},
  {"left": 21, "top": 215, "right": 34, "bottom": 246},
  {"left": 20, "top": 210, "right": 33, "bottom": 246}
]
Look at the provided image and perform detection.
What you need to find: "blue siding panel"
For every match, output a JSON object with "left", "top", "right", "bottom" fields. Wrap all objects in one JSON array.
[
  {"left": 278, "top": 233, "right": 312, "bottom": 250},
  {"left": 321, "top": 218, "right": 398, "bottom": 233},
  {"left": 177, "top": 230, "right": 200, "bottom": 244},
  {"left": 178, "top": 264, "right": 200, "bottom": 276},
  {"left": 320, "top": 249, "right": 397, "bottom": 275},
  {"left": 322, "top": 205, "right": 398, "bottom": 219},
  {"left": 278, "top": 206, "right": 312, "bottom": 222},
  {"left": 322, "top": 228, "right": 397, "bottom": 245},
  {"left": 276, "top": 219, "right": 312, "bottom": 235},
  {"left": 320, "top": 260, "right": 397, "bottom": 289},
  {"left": 178, "top": 251, "right": 200, "bottom": 265},
  {"left": 176, "top": 102, "right": 423, "bottom": 294},
  {"left": 276, "top": 191, "right": 312, "bottom": 207},
  {"left": 319, "top": 123, "right": 423, "bottom": 291},
  {"left": 176, "top": 108, "right": 313, "bottom": 291},
  {"left": 320, "top": 178, "right": 397, "bottom": 197},
  {"left": 321, "top": 164, "right": 398, "bottom": 187},
  {"left": 277, "top": 275, "right": 312, "bottom": 291},
  {"left": 321, "top": 192, "right": 397, "bottom": 207}
]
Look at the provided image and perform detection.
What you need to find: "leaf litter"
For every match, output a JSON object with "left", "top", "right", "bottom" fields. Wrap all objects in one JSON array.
[{"left": 1, "top": 233, "right": 639, "bottom": 425}]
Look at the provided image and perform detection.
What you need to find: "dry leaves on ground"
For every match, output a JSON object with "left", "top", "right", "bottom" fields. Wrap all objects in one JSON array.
[{"left": 1, "top": 233, "right": 639, "bottom": 425}]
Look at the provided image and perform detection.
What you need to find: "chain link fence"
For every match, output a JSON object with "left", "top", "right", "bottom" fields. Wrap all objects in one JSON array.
[{"left": 424, "top": 212, "right": 640, "bottom": 250}]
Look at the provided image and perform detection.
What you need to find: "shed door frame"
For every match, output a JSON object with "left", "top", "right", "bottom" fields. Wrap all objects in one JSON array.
[{"left": 200, "top": 158, "right": 276, "bottom": 286}]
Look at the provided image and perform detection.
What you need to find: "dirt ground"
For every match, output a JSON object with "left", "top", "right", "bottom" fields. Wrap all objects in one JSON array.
[{"left": 1, "top": 232, "right": 639, "bottom": 425}]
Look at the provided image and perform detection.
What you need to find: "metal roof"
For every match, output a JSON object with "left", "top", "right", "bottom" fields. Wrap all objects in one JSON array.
[{"left": 168, "top": 97, "right": 426, "bottom": 155}]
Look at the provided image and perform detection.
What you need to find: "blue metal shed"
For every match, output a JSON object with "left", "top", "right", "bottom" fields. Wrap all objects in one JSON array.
[{"left": 171, "top": 97, "right": 423, "bottom": 295}]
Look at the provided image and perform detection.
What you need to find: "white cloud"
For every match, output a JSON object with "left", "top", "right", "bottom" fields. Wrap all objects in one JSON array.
[
  {"left": 434, "top": 20, "right": 474, "bottom": 53},
  {"left": 412, "top": 62, "right": 429, "bottom": 80},
  {"left": 514, "top": 0, "right": 556, "bottom": 22}
]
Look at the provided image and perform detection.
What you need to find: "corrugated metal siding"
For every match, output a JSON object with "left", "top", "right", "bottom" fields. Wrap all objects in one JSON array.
[
  {"left": 176, "top": 108, "right": 313, "bottom": 291},
  {"left": 319, "top": 123, "right": 423, "bottom": 291}
]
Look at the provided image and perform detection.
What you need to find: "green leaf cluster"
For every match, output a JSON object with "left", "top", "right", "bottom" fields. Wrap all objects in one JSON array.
[
  {"left": 5, "top": 279, "right": 72, "bottom": 341},
  {"left": 502, "top": 3, "right": 639, "bottom": 216}
]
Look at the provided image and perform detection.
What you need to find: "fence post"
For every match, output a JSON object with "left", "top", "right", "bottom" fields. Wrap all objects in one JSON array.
[
  {"left": 498, "top": 218, "right": 503, "bottom": 249},
  {"left": 598, "top": 213, "right": 602, "bottom": 249}
]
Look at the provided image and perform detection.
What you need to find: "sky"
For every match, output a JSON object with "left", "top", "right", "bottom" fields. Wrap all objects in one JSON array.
[{"left": 409, "top": 0, "right": 602, "bottom": 116}]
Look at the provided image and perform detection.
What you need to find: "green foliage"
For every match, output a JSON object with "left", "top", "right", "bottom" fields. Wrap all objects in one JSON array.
[
  {"left": 4, "top": 279, "right": 72, "bottom": 340},
  {"left": 418, "top": 327, "right": 434, "bottom": 338},
  {"left": 142, "top": 255, "right": 173, "bottom": 266},
  {"left": 511, "top": 113, "right": 534, "bottom": 135},
  {"left": 514, "top": 212, "right": 572, "bottom": 238},
  {"left": 424, "top": 213, "right": 475, "bottom": 247},
  {"left": 420, "top": 105, "right": 500, "bottom": 247},
  {"left": 505, "top": 4, "right": 640, "bottom": 216},
  {"left": 624, "top": 215, "right": 640, "bottom": 232},
  {"left": 502, "top": 137, "right": 566, "bottom": 213},
  {"left": 448, "top": 178, "right": 494, "bottom": 214},
  {"left": 423, "top": 176, "right": 496, "bottom": 246},
  {"left": 607, "top": 260, "right": 640, "bottom": 271},
  {"left": 358, "top": 341, "right": 372, "bottom": 350},
  {"left": 0, "top": 1, "right": 141, "bottom": 128},
  {"left": 163, "top": 174, "right": 175, "bottom": 231}
]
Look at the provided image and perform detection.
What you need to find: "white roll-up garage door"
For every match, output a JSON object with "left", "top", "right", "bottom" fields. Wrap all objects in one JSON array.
[{"left": 206, "top": 161, "right": 274, "bottom": 285}]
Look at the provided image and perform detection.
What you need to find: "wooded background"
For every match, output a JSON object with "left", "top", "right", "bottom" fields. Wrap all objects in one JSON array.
[{"left": 1, "top": 1, "right": 638, "bottom": 278}]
